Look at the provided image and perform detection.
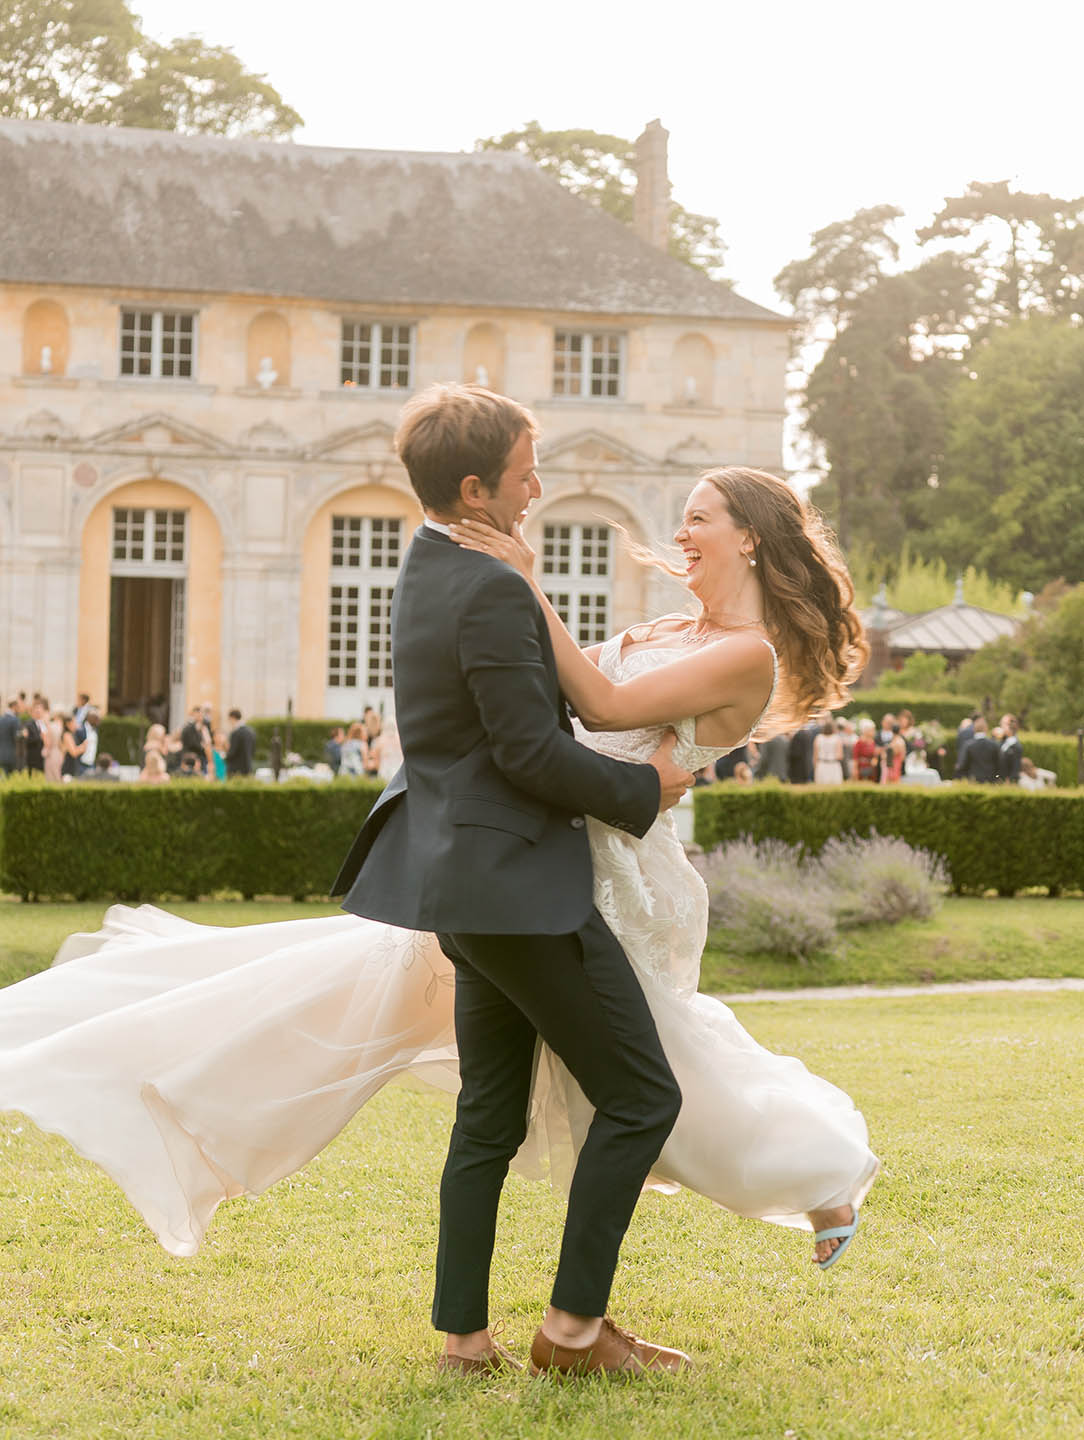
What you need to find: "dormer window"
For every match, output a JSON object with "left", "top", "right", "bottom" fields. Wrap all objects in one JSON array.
[
  {"left": 340, "top": 321, "right": 414, "bottom": 390},
  {"left": 119, "top": 310, "right": 196, "bottom": 379},
  {"left": 553, "top": 331, "right": 624, "bottom": 399}
]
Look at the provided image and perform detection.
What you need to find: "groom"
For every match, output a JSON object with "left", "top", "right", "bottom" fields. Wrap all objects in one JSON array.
[{"left": 334, "top": 384, "right": 693, "bottom": 1377}]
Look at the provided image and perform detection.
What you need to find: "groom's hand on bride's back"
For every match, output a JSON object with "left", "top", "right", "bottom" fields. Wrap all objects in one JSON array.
[{"left": 648, "top": 731, "right": 695, "bottom": 812}]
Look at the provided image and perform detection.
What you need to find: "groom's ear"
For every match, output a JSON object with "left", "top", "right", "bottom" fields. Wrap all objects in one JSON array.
[{"left": 458, "top": 473, "right": 488, "bottom": 512}]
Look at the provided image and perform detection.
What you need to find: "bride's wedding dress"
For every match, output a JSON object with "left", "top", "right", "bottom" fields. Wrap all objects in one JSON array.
[{"left": 0, "top": 635, "right": 878, "bottom": 1257}]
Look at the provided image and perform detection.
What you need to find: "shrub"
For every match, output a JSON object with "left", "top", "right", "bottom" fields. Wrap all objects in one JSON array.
[
  {"left": 694, "top": 784, "right": 1084, "bottom": 896},
  {"left": 97, "top": 715, "right": 149, "bottom": 764},
  {"left": 840, "top": 692, "right": 978, "bottom": 727},
  {"left": 693, "top": 838, "right": 837, "bottom": 960},
  {"left": 810, "top": 832, "right": 948, "bottom": 926},
  {"left": 0, "top": 777, "right": 383, "bottom": 901},
  {"left": 694, "top": 832, "right": 947, "bottom": 960}
]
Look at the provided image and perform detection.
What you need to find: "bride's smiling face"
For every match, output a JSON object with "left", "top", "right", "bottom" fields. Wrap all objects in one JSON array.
[{"left": 673, "top": 480, "right": 754, "bottom": 594}]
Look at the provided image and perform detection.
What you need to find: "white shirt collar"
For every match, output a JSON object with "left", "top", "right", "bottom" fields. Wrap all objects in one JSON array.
[{"left": 423, "top": 517, "right": 452, "bottom": 536}]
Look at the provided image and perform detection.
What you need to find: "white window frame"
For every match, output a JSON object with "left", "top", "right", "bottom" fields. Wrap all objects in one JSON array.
[
  {"left": 340, "top": 320, "right": 415, "bottom": 391},
  {"left": 552, "top": 330, "right": 625, "bottom": 399},
  {"left": 110, "top": 507, "right": 188, "bottom": 577},
  {"left": 118, "top": 309, "right": 198, "bottom": 380},
  {"left": 542, "top": 521, "right": 614, "bottom": 644},
  {"left": 326, "top": 516, "right": 404, "bottom": 710}
]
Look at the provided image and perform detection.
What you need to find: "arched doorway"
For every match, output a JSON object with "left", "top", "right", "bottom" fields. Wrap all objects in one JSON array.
[
  {"left": 79, "top": 479, "right": 223, "bottom": 726},
  {"left": 298, "top": 483, "right": 422, "bottom": 718}
]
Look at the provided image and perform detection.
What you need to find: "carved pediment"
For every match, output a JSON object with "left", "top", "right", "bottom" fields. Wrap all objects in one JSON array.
[
  {"left": 665, "top": 434, "right": 715, "bottom": 467},
  {"left": 16, "top": 409, "right": 74, "bottom": 442},
  {"left": 89, "top": 411, "right": 230, "bottom": 453},
  {"left": 304, "top": 421, "right": 397, "bottom": 463},
  {"left": 540, "top": 429, "right": 655, "bottom": 472},
  {"left": 240, "top": 420, "right": 294, "bottom": 454}
]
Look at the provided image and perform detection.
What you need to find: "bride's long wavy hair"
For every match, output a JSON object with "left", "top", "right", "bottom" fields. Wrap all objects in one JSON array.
[{"left": 631, "top": 467, "right": 868, "bottom": 728}]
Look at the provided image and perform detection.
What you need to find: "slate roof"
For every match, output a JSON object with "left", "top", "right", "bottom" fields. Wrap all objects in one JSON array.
[
  {"left": 0, "top": 119, "right": 786, "bottom": 322},
  {"left": 879, "top": 602, "right": 1020, "bottom": 654}
]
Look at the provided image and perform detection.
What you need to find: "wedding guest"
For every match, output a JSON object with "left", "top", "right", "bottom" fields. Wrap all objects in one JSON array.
[
  {"left": 954, "top": 712, "right": 982, "bottom": 778},
  {"left": 753, "top": 731, "right": 789, "bottom": 781},
  {"left": 340, "top": 722, "right": 367, "bottom": 776},
  {"left": 211, "top": 731, "right": 228, "bottom": 782},
  {"left": 0, "top": 698, "right": 19, "bottom": 775},
  {"left": 901, "top": 733, "right": 942, "bottom": 785},
  {"left": 180, "top": 706, "right": 212, "bottom": 774},
  {"left": 958, "top": 716, "right": 1000, "bottom": 783},
  {"left": 324, "top": 726, "right": 345, "bottom": 775},
  {"left": 879, "top": 723, "right": 906, "bottom": 784},
  {"left": 73, "top": 692, "right": 92, "bottom": 727},
  {"left": 851, "top": 718, "right": 881, "bottom": 782},
  {"left": 138, "top": 750, "right": 171, "bottom": 786},
  {"left": 142, "top": 723, "right": 168, "bottom": 767},
  {"left": 177, "top": 750, "right": 202, "bottom": 778},
  {"left": 1019, "top": 757, "right": 1056, "bottom": 791},
  {"left": 77, "top": 710, "right": 100, "bottom": 776},
  {"left": 714, "top": 743, "right": 749, "bottom": 781},
  {"left": 838, "top": 716, "right": 857, "bottom": 778},
  {"left": 23, "top": 701, "right": 47, "bottom": 773},
  {"left": 225, "top": 709, "right": 256, "bottom": 778},
  {"left": 43, "top": 706, "right": 64, "bottom": 782},
  {"left": 812, "top": 716, "right": 845, "bottom": 784},
  {"left": 362, "top": 708, "right": 383, "bottom": 776},
  {"left": 732, "top": 760, "right": 754, "bottom": 785},
  {"left": 787, "top": 718, "right": 819, "bottom": 783},
  {"left": 999, "top": 714, "right": 1022, "bottom": 784},
  {"left": 59, "top": 715, "right": 83, "bottom": 778},
  {"left": 693, "top": 762, "right": 716, "bottom": 787},
  {"left": 376, "top": 719, "right": 403, "bottom": 781},
  {"left": 83, "top": 753, "right": 119, "bottom": 782}
]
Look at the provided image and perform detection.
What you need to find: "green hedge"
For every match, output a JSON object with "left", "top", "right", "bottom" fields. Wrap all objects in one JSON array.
[
  {"left": 95, "top": 715, "right": 351, "bottom": 766},
  {"left": 0, "top": 777, "right": 383, "bottom": 901},
  {"left": 840, "top": 692, "right": 978, "bottom": 726},
  {"left": 98, "top": 715, "right": 148, "bottom": 764},
  {"left": 693, "top": 784, "right": 1084, "bottom": 895}
]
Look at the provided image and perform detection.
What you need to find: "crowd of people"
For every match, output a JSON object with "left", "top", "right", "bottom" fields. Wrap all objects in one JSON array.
[
  {"left": 695, "top": 708, "right": 1056, "bottom": 788},
  {"left": 0, "top": 694, "right": 260, "bottom": 785},
  {"left": 322, "top": 706, "right": 401, "bottom": 781}
]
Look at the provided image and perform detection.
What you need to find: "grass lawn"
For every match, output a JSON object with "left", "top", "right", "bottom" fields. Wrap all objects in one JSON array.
[
  {"left": 0, "top": 991, "right": 1080, "bottom": 1439},
  {"left": 5, "top": 895, "right": 1084, "bottom": 994}
]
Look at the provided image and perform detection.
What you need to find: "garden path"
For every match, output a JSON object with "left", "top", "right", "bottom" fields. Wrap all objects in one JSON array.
[{"left": 716, "top": 977, "right": 1084, "bottom": 1003}]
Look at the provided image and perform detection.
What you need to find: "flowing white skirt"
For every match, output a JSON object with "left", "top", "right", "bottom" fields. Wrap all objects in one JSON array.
[{"left": 0, "top": 809, "right": 878, "bottom": 1256}]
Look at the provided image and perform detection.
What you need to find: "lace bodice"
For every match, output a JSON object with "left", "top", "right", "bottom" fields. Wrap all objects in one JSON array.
[{"left": 583, "top": 631, "right": 779, "bottom": 771}]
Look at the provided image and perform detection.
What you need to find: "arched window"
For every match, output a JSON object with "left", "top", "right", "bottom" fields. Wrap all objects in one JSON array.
[
  {"left": 246, "top": 310, "right": 291, "bottom": 389},
  {"left": 462, "top": 322, "right": 506, "bottom": 393},
  {"left": 672, "top": 332, "right": 715, "bottom": 407},
  {"left": 22, "top": 299, "right": 70, "bottom": 377}
]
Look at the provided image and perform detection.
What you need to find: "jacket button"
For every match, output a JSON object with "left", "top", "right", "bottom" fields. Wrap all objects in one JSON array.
[{"left": 570, "top": 816, "right": 585, "bottom": 829}]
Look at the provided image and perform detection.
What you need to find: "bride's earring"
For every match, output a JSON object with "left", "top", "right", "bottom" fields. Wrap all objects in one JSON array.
[{"left": 745, "top": 551, "right": 757, "bottom": 567}]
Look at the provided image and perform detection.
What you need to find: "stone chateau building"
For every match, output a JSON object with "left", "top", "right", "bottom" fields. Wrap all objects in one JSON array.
[{"left": 0, "top": 117, "right": 788, "bottom": 725}]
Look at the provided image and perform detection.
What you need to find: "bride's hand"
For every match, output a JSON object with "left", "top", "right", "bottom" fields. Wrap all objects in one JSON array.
[{"left": 448, "top": 519, "right": 536, "bottom": 580}]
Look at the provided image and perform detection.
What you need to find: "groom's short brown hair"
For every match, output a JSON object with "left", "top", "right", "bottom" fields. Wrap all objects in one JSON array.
[{"left": 395, "top": 384, "right": 539, "bottom": 513}]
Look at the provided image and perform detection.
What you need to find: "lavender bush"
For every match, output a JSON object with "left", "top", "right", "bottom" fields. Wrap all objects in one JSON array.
[
  {"left": 696, "top": 831, "right": 948, "bottom": 961},
  {"left": 693, "top": 838, "right": 838, "bottom": 960},
  {"left": 811, "top": 831, "right": 949, "bottom": 927}
]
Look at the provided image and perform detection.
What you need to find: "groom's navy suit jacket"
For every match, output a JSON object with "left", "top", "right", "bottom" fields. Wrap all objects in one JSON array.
[{"left": 333, "top": 525, "right": 660, "bottom": 935}]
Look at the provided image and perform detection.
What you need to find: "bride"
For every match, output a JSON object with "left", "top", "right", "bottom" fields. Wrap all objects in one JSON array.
[{"left": 0, "top": 468, "right": 878, "bottom": 1267}]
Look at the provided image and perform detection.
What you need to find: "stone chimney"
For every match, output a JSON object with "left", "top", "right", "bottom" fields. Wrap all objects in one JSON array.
[{"left": 634, "top": 119, "right": 671, "bottom": 250}]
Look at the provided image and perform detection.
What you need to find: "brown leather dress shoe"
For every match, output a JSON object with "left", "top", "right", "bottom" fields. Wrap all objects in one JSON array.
[
  {"left": 529, "top": 1316, "right": 692, "bottom": 1377},
  {"left": 437, "top": 1339, "right": 523, "bottom": 1376}
]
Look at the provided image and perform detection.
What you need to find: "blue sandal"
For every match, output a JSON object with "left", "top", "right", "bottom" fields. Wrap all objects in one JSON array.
[{"left": 814, "top": 1208, "right": 860, "bottom": 1270}]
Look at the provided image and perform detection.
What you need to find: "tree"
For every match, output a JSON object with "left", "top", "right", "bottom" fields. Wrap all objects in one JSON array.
[
  {"left": 917, "top": 180, "right": 1065, "bottom": 325},
  {"left": 955, "top": 585, "right": 1084, "bottom": 732},
  {"left": 774, "top": 203, "right": 903, "bottom": 342},
  {"left": 476, "top": 122, "right": 728, "bottom": 279},
  {"left": 800, "top": 253, "right": 974, "bottom": 550},
  {"left": 0, "top": 0, "right": 301, "bottom": 137},
  {"left": 924, "top": 319, "right": 1084, "bottom": 591}
]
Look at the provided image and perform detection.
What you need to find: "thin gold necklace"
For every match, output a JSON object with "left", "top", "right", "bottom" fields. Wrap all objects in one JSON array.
[{"left": 679, "top": 614, "right": 766, "bottom": 646}]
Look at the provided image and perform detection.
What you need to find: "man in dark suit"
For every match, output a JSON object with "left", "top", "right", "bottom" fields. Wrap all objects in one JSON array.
[
  {"left": 959, "top": 716, "right": 1000, "bottom": 782},
  {"left": 333, "top": 385, "right": 692, "bottom": 1379},
  {"left": 225, "top": 709, "right": 256, "bottom": 777},
  {"left": 0, "top": 698, "right": 19, "bottom": 775},
  {"left": 180, "top": 706, "right": 211, "bottom": 774},
  {"left": 998, "top": 713, "right": 1022, "bottom": 784}
]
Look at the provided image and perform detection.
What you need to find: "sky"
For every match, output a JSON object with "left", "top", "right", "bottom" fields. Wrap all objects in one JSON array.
[{"left": 131, "top": 0, "right": 1084, "bottom": 312}]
